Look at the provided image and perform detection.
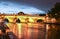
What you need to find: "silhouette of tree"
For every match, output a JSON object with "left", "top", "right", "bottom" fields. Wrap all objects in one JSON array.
[
  {"left": 18, "top": 12, "right": 25, "bottom": 15},
  {"left": 48, "top": 2, "right": 60, "bottom": 19}
]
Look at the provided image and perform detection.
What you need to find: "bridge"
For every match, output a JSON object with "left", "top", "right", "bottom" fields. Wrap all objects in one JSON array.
[{"left": 0, "top": 14, "right": 46, "bottom": 39}]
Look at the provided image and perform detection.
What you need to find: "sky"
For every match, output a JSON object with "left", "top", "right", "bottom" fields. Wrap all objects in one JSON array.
[{"left": 0, "top": 0, "right": 60, "bottom": 14}]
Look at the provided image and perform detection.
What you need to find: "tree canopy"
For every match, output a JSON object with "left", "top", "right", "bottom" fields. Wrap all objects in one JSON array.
[
  {"left": 18, "top": 12, "right": 25, "bottom": 15},
  {"left": 48, "top": 2, "right": 60, "bottom": 19}
]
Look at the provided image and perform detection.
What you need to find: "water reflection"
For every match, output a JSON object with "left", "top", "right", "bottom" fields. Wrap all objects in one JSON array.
[
  {"left": 1, "top": 22, "right": 60, "bottom": 39},
  {"left": 0, "top": 22, "right": 46, "bottom": 39},
  {"left": 6, "top": 23, "right": 46, "bottom": 39},
  {"left": 47, "top": 23, "right": 60, "bottom": 39}
]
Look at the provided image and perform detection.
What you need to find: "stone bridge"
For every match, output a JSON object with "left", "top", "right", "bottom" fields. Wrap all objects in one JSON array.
[{"left": 0, "top": 14, "right": 46, "bottom": 39}]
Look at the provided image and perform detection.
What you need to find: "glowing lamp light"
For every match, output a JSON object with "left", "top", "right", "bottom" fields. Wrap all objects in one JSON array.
[{"left": 51, "top": 18, "right": 56, "bottom": 23}]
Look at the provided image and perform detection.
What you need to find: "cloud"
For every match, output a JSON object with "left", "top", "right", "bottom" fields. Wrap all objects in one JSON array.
[
  {"left": 0, "top": 2, "right": 45, "bottom": 14},
  {"left": 3, "top": 3, "right": 9, "bottom": 6},
  {"left": 0, "top": 2, "right": 9, "bottom": 6}
]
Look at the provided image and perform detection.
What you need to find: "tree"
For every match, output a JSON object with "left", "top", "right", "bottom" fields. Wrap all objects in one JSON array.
[
  {"left": 48, "top": 2, "right": 60, "bottom": 19},
  {"left": 17, "top": 12, "right": 25, "bottom": 15}
]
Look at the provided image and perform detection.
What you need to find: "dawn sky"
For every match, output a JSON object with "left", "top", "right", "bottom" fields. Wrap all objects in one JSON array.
[{"left": 0, "top": 0, "right": 60, "bottom": 14}]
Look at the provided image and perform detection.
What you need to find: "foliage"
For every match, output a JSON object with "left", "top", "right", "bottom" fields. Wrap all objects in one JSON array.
[
  {"left": 18, "top": 12, "right": 25, "bottom": 15},
  {"left": 48, "top": 2, "right": 60, "bottom": 19}
]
